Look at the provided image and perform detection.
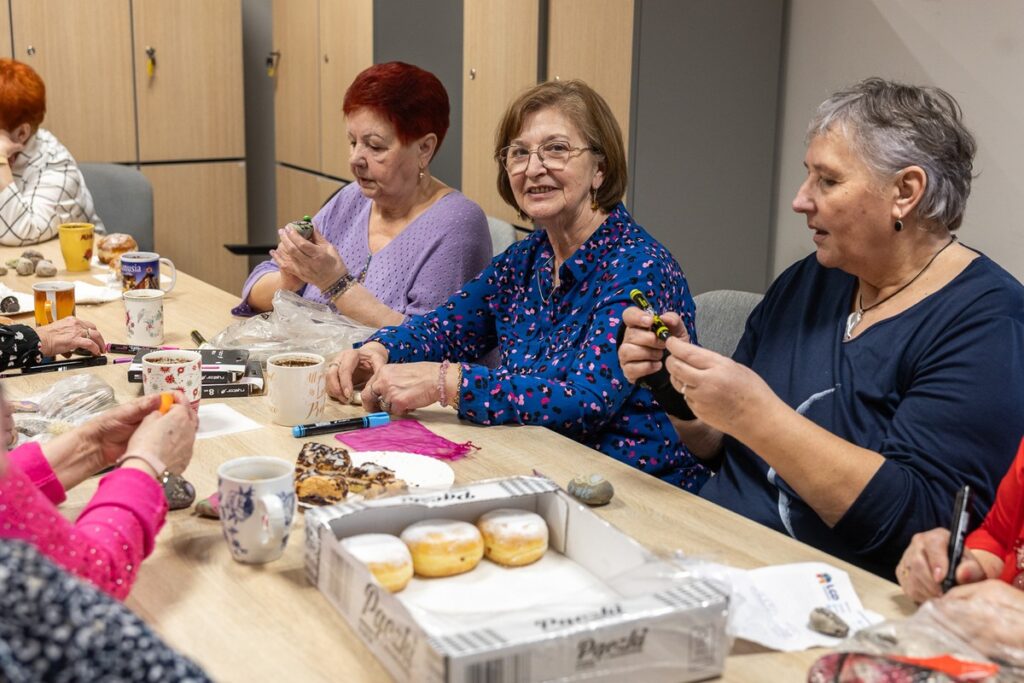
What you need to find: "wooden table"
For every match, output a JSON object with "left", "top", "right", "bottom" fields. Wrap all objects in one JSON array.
[{"left": 0, "top": 241, "right": 915, "bottom": 682}]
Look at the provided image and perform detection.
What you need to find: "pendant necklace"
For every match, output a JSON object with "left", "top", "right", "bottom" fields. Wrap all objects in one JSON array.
[{"left": 843, "top": 235, "right": 956, "bottom": 342}]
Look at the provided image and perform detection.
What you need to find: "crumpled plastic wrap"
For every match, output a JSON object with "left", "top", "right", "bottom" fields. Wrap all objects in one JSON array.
[
  {"left": 212, "top": 290, "right": 376, "bottom": 363},
  {"left": 11, "top": 374, "right": 118, "bottom": 443},
  {"left": 808, "top": 597, "right": 1024, "bottom": 682}
]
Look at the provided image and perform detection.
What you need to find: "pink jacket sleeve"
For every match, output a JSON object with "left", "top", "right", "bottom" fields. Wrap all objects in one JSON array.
[{"left": 0, "top": 447, "right": 167, "bottom": 600}]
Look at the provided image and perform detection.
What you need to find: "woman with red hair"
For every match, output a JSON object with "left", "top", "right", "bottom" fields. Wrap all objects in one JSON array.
[
  {"left": 0, "top": 59, "right": 103, "bottom": 245},
  {"left": 236, "top": 61, "right": 492, "bottom": 327}
]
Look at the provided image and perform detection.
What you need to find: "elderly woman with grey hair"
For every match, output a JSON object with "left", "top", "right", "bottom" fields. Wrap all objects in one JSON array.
[{"left": 618, "top": 77, "right": 1024, "bottom": 578}]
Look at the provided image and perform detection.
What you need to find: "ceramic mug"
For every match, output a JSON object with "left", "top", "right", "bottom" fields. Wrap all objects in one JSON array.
[
  {"left": 141, "top": 350, "right": 201, "bottom": 411},
  {"left": 32, "top": 281, "right": 76, "bottom": 326},
  {"left": 58, "top": 223, "right": 95, "bottom": 272},
  {"left": 217, "top": 456, "right": 296, "bottom": 564},
  {"left": 266, "top": 352, "right": 327, "bottom": 426},
  {"left": 124, "top": 289, "right": 165, "bottom": 346},
  {"left": 120, "top": 251, "right": 177, "bottom": 293}
]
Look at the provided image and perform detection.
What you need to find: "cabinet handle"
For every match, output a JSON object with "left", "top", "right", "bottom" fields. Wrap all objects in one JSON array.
[
  {"left": 469, "top": 68, "right": 476, "bottom": 80},
  {"left": 26, "top": 45, "right": 36, "bottom": 56},
  {"left": 145, "top": 46, "right": 157, "bottom": 78},
  {"left": 266, "top": 51, "right": 281, "bottom": 77}
]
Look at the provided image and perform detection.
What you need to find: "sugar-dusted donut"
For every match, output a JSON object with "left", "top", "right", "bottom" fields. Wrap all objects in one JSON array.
[
  {"left": 476, "top": 508, "right": 549, "bottom": 567},
  {"left": 340, "top": 533, "right": 414, "bottom": 593},
  {"left": 400, "top": 519, "right": 484, "bottom": 578}
]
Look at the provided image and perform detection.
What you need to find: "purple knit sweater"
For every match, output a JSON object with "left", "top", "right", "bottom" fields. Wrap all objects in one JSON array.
[{"left": 233, "top": 183, "right": 492, "bottom": 317}]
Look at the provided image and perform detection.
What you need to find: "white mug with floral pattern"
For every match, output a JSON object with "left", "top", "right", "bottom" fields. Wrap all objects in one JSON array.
[
  {"left": 217, "top": 456, "right": 296, "bottom": 564},
  {"left": 123, "top": 289, "right": 165, "bottom": 346},
  {"left": 141, "top": 350, "right": 201, "bottom": 412}
]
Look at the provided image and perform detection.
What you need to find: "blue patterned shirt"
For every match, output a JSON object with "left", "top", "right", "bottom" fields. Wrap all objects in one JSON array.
[{"left": 370, "top": 204, "right": 709, "bottom": 490}]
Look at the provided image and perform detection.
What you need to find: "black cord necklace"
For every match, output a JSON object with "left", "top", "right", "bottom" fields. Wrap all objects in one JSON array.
[{"left": 843, "top": 235, "right": 957, "bottom": 342}]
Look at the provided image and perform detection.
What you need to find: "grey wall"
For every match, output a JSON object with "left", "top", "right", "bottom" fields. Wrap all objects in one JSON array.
[
  {"left": 241, "top": 0, "right": 277, "bottom": 266},
  {"left": 773, "top": 0, "right": 1024, "bottom": 281},
  {"left": 629, "top": 0, "right": 784, "bottom": 295},
  {"left": 373, "top": 0, "right": 463, "bottom": 189}
]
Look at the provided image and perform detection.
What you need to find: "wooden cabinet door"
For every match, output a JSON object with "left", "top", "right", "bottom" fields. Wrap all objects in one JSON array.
[
  {"left": 10, "top": 0, "right": 136, "bottom": 162},
  {"left": 275, "top": 164, "right": 344, "bottom": 230},
  {"left": 547, "top": 0, "right": 633, "bottom": 152},
  {"left": 319, "top": 0, "right": 372, "bottom": 180},
  {"left": 463, "top": 0, "right": 539, "bottom": 225},
  {"left": 134, "top": 0, "right": 245, "bottom": 162},
  {"left": 272, "top": 0, "right": 320, "bottom": 171},
  {"left": 1, "top": 3, "right": 11, "bottom": 59},
  {"left": 144, "top": 161, "right": 249, "bottom": 294}
]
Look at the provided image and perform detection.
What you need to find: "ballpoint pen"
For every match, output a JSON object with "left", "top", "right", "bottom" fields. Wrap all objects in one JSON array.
[{"left": 292, "top": 412, "right": 389, "bottom": 438}]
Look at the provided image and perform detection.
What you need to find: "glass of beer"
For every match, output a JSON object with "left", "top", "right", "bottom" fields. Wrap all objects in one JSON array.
[{"left": 32, "top": 281, "right": 76, "bottom": 326}]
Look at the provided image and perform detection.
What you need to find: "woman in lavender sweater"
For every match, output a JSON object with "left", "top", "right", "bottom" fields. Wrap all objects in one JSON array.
[{"left": 234, "top": 62, "right": 491, "bottom": 327}]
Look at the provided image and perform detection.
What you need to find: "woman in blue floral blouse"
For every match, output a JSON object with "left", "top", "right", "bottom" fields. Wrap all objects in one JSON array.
[{"left": 327, "top": 80, "right": 708, "bottom": 490}]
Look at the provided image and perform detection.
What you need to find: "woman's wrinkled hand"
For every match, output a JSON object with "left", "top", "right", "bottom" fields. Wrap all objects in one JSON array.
[
  {"left": 896, "top": 527, "right": 988, "bottom": 603},
  {"left": 935, "top": 579, "right": 1024, "bottom": 657},
  {"left": 662, "top": 337, "right": 774, "bottom": 436},
  {"left": 271, "top": 225, "right": 348, "bottom": 292},
  {"left": 123, "top": 393, "right": 198, "bottom": 475},
  {"left": 326, "top": 342, "right": 390, "bottom": 403},
  {"left": 37, "top": 316, "right": 106, "bottom": 357},
  {"left": 361, "top": 362, "right": 440, "bottom": 416},
  {"left": 617, "top": 307, "right": 689, "bottom": 384}
]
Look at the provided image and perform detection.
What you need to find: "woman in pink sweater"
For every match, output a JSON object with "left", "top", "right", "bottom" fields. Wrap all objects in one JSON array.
[{"left": 0, "top": 387, "right": 197, "bottom": 599}]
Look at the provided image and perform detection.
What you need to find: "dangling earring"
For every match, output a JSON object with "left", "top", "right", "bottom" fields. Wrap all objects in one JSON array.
[
  {"left": 894, "top": 219, "right": 903, "bottom": 232},
  {"left": 590, "top": 188, "right": 599, "bottom": 211},
  {"left": 418, "top": 169, "right": 425, "bottom": 181}
]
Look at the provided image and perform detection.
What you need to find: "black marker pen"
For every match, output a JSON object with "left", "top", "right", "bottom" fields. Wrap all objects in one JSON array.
[
  {"left": 291, "top": 412, "right": 390, "bottom": 438},
  {"left": 941, "top": 484, "right": 973, "bottom": 593}
]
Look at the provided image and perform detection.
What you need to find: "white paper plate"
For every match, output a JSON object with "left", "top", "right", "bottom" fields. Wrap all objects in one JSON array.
[
  {"left": 0, "top": 285, "right": 34, "bottom": 317},
  {"left": 349, "top": 450, "right": 455, "bottom": 490}
]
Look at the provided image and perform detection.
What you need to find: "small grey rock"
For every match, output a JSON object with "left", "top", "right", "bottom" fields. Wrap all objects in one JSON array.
[
  {"left": 20, "top": 249, "right": 44, "bottom": 265},
  {"left": 34, "top": 260, "right": 57, "bottom": 277},
  {"left": 808, "top": 607, "right": 850, "bottom": 638},
  {"left": 0, "top": 295, "right": 19, "bottom": 313},
  {"left": 293, "top": 216, "right": 315, "bottom": 240},
  {"left": 567, "top": 473, "right": 615, "bottom": 506},
  {"left": 0, "top": 265, "right": 7, "bottom": 276},
  {"left": 15, "top": 258, "right": 35, "bottom": 276},
  {"left": 6, "top": 257, "right": 22, "bottom": 269},
  {"left": 163, "top": 474, "right": 197, "bottom": 511}
]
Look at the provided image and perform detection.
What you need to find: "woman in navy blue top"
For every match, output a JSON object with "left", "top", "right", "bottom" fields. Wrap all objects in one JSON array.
[
  {"left": 619, "top": 78, "right": 1024, "bottom": 577},
  {"left": 327, "top": 80, "right": 708, "bottom": 491}
]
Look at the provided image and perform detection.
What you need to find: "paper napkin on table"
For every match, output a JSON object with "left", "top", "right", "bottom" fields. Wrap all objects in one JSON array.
[
  {"left": 0, "top": 284, "right": 33, "bottom": 315},
  {"left": 74, "top": 281, "right": 123, "bottom": 304},
  {"left": 196, "top": 403, "right": 263, "bottom": 440}
]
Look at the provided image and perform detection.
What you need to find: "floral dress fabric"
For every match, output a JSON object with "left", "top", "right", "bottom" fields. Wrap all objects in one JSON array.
[
  {"left": 0, "top": 538, "right": 209, "bottom": 682},
  {"left": 370, "top": 203, "right": 709, "bottom": 490}
]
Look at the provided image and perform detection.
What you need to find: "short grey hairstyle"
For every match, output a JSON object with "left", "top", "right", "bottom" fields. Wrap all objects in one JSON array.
[{"left": 807, "top": 78, "right": 977, "bottom": 231}]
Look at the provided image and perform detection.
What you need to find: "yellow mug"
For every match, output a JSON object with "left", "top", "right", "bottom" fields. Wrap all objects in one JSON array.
[
  {"left": 32, "top": 281, "right": 76, "bottom": 326},
  {"left": 58, "top": 223, "right": 95, "bottom": 272}
]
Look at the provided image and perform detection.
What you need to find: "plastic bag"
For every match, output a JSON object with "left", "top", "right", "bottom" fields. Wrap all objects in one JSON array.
[
  {"left": 211, "top": 290, "right": 376, "bottom": 364},
  {"left": 809, "top": 598, "right": 1024, "bottom": 682},
  {"left": 11, "top": 374, "right": 118, "bottom": 443}
]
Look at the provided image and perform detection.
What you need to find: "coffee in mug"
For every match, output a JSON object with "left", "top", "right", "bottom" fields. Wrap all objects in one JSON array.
[
  {"left": 32, "top": 281, "right": 76, "bottom": 326},
  {"left": 266, "top": 352, "right": 327, "bottom": 426},
  {"left": 217, "top": 456, "right": 296, "bottom": 564},
  {"left": 58, "top": 223, "right": 95, "bottom": 272},
  {"left": 121, "top": 251, "right": 177, "bottom": 293}
]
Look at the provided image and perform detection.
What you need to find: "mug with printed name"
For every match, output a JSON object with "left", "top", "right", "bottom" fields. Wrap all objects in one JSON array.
[
  {"left": 58, "top": 223, "right": 95, "bottom": 272},
  {"left": 121, "top": 252, "right": 177, "bottom": 293}
]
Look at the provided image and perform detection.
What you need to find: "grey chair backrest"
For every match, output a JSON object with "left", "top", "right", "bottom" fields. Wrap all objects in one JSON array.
[
  {"left": 487, "top": 216, "right": 517, "bottom": 256},
  {"left": 79, "top": 163, "right": 154, "bottom": 252},
  {"left": 693, "top": 289, "right": 763, "bottom": 358}
]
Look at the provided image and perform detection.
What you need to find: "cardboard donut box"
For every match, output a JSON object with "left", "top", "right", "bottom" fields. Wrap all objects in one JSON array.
[{"left": 305, "top": 476, "right": 729, "bottom": 683}]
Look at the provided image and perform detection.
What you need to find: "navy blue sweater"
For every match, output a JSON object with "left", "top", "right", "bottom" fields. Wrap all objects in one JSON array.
[{"left": 700, "top": 251, "right": 1024, "bottom": 578}]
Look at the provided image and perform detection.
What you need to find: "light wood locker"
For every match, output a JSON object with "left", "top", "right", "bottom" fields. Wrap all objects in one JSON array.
[
  {"left": 133, "top": 0, "right": 245, "bottom": 162},
  {"left": 272, "top": 0, "right": 320, "bottom": 170},
  {"left": 275, "top": 164, "right": 344, "bottom": 230},
  {"left": 463, "top": 0, "right": 540, "bottom": 225},
  {"left": 319, "top": 0, "right": 373, "bottom": 180},
  {"left": 547, "top": 0, "right": 633, "bottom": 153},
  {"left": 10, "top": 0, "right": 136, "bottom": 163},
  {"left": 144, "top": 161, "right": 249, "bottom": 294},
  {"left": 1, "top": 4, "right": 11, "bottom": 59}
]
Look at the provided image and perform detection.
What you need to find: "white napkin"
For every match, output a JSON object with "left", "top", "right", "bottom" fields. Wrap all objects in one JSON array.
[
  {"left": 74, "top": 281, "right": 123, "bottom": 304},
  {"left": 0, "top": 284, "right": 34, "bottom": 316},
  {"left": 196, "top": 403, "right": 264, "bottom": 440}
]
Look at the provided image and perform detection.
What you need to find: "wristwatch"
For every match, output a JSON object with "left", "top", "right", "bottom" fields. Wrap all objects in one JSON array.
[{"left": 116, "top": 452, "right": 172, "bottom": 483}]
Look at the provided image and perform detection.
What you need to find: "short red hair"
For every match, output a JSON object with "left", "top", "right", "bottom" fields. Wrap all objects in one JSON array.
[
  {"left": 343, "top": 62, "right": 449, "bottom": 157},
  {"left": 0, "top": 59, "right": 46, "bottom": 132}
]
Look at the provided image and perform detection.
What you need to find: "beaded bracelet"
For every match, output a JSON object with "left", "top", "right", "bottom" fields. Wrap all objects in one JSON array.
[
  {"left": 321, "top": 271, "right": 357, "bottom": 301},
  {"left": 437, "top": 359, "right": 451, "bottom": 407}
]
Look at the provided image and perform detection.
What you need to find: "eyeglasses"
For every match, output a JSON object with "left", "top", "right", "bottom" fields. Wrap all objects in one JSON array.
[{"left": 499, "top": 141, "right": 597, "bottom": 174}]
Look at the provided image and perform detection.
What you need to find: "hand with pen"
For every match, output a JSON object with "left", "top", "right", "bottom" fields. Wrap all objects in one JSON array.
[
  {"left": 896, "top": 526, "right": 994, "bottom": 603},
  {"left": 36, "top": 316, "right": 106, "bottom": 358}
]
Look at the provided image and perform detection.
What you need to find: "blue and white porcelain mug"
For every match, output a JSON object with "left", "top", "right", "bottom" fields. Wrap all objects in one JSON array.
[{"left": 217, "top": 456, "right": 296, "bottom": 564}]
